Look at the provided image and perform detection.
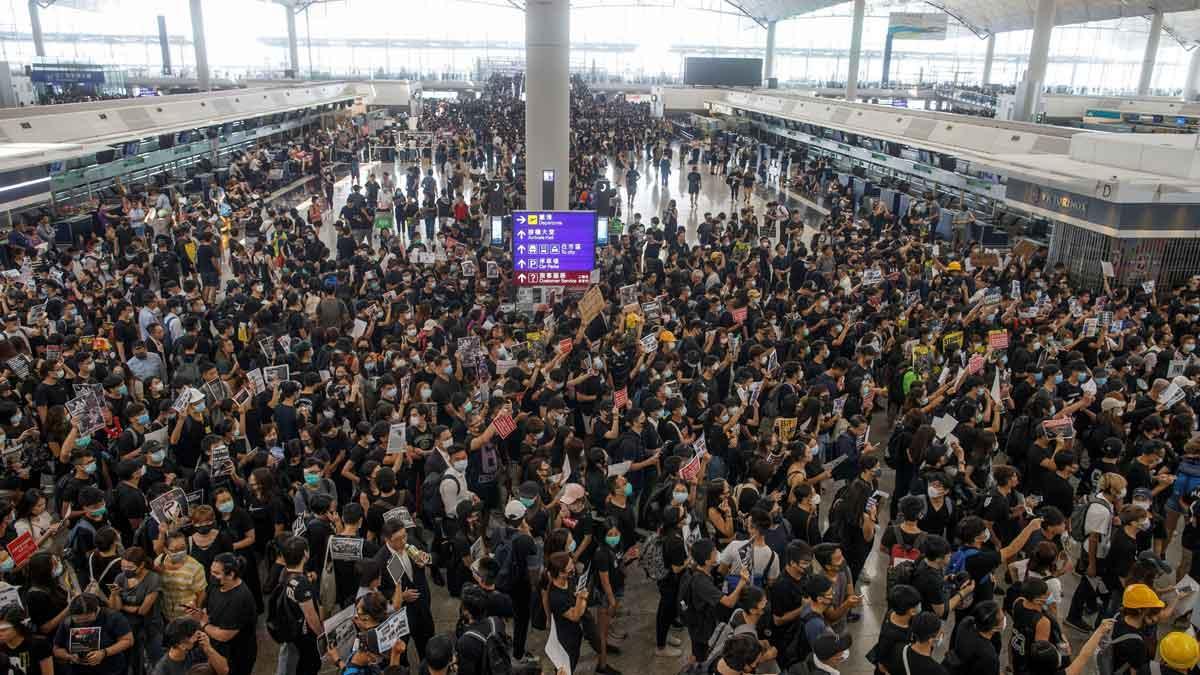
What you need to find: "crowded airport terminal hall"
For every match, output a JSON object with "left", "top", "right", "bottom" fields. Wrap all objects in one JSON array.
[{"left": 8, "top": 0, "right": 1200, "bottom": 674}]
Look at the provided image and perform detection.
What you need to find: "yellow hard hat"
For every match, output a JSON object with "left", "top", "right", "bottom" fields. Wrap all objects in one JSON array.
[
  {"left": 1160, "top": 631, "right": 1200, "bottom": 671},
  {"left": 659, "top": 330, "right": 676, "bottom": 342},
  {"left": 1122, "top": 583, "right": 1165, "bottom": 609},
  {"left": 946, "top": 261, "right": 962, "bottom": 272}
]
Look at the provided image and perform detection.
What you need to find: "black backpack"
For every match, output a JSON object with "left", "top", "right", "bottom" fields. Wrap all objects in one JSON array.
[
  {"left": 462, "top": 617, "right": 513, "bottom": 675},
  {"left": 492, "top": 529, "right": 522, "bottom": 594},
  {"left": 420, "top": 471, "right": 461, "bottom": 526},
  {"left": 266, "top": 573, "right": 305, "bottom": 643}
]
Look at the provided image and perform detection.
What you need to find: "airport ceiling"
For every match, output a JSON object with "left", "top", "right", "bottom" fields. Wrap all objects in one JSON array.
[{"left": 730, "top": 0, "right": 1200, "bottom": 40}]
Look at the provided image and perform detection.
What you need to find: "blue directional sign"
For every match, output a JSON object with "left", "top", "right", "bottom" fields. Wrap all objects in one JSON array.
[{"left": 511, "top": 211, "right": 596, "bottom": 287}]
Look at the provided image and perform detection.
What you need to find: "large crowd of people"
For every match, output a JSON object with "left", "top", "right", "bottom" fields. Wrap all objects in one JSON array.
[{"left": 0, "top": 73, "right": 1195, "bottom": 675}]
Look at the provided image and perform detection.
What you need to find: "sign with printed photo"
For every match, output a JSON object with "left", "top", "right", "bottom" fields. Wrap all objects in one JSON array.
[{"left": 329, "top": 536, "right": 365, "bottom": 562}]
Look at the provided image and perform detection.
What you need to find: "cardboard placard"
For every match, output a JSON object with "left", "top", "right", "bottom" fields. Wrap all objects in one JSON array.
[
  {"left": 5, "top": 532, "right": 36, "bottom": 569},
  {"left": 383, "top": 507, "right": 415, "bottom": 529},
  {"left": 613, "top": 387, "right": 628, "bottom": 408},
  {"left": 492, "top": 414, "right": 516, "bottom": 439},
  {"left": 319, "top": 604, "right": 358, "bottom": 663},
  {"left": 988, "top": 330, "right": 1009, "bottom": 350},
  {"left": 775, "top": 417, "right": 797, "bottom": 444},
  {"left": 65, "top": 394, "right": 105, "bottom": 435},
  {"left": 731, "top": 306, "right": 747, "bottom": 324},
  {"left": 371, "top": 608, "right": 411, "bottom": 653},
  {"left": 579, "top": 286, "right": 605, "bottom": 325},
  {"left": 69, "top": 627, "right": 101, "bottom": 654},
  {"left": 262, "top": 365, "right": 290, "bottom": 390},
  {"left": 386, "top": 423, "right": 407, "bottom": 455}
]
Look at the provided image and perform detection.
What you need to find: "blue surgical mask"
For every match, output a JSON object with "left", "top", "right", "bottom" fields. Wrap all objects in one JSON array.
[
  {"left": 77, "top": 435, "right": 91, "bottom": 448},
  {"left": 217, "top": 502, "right": 234, "bottom": 514},
  {"left": 0, "top": 557, "right": 13, "bottom": 572},
  {"left": 672, "top": 490, "right": 689, "bottom": 504},
  {"left": 137, "top": 414, "right": 151, "bottom": 426},
  {"left": 1035, "top": 373, "right": 1044, "bottom": 383},
  {"left": 8, "top": 414, "right": 18, "bottom": 426},
  {"left": 1054, "top": 374, "right": 1064, "bottom": 385},
  {"left": 443, "top": 365, "right": 454, "bottom": 376},
  {"left": 567, "top": 539, "right": 577, "bottom": 553},
  {"left": 84, "top": 460, "right": 97, "bottom": 474},
  {"left": 304, "top": 473, "right": 320, "bottom": 486},
  {"left": 519, "top": 497, "right": 535, "bottom": 508},
  {"left": 623, "top": 483, "right": 633, "bottom": 497},
  {"left": 1076, "top": 373, "right": 1087, "bottom": 384},
  {"left": 150, "top": 450, "right": 166, "bottom": 463},
  {"left": 194, "top": 402, "right": 206, "bottom": 413},
  {"left": 1095, "top": 377, "right": 1108, "bottom": 386},
  {"left": 605, "top": 534, "right": 621, "bottom": 547},
  {"left": 117, "top": 385, "right": 128, "bottom": 396}
]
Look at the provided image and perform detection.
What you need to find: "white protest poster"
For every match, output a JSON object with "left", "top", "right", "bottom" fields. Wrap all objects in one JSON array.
[
  {"left": 328, "top": 536, "right": 365, "bottom": 561},
  {"left": 606, "top": 461, "right": 631, "bottom": 478},
  {"left": 545, "top": 617, "right": 572, "bottom": 675},
  {"left": 372, "top": 608, "right": 410, "bottom": 653},
  {"left": 149, "top": 487, "right": 191, "bottom": 530},
  {"left": 383, "top": 507, "right": 416, "bottom": 529},
  {"left": 386, "top": 423, "right": 407, "bottom": 455},
  {"left": 320, "top": 604, "right": 357, "bottom": 663},
  {"left": 263, "top": 365, "right": 290, "bottom": 389},
  {"left": 932, "top": 414, "right": 958, "bottom": 439}
]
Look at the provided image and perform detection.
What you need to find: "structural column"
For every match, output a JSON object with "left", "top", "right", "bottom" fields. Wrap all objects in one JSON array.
[
  {"left": 982, "top": 33, "right": 996, "bottom": 86},
  {"left": 764, "top": 20, "right": 777, "bottom": 86},
  {"left": 28, "top": 0, "right": 45, "bottom": 58},
  {"left": 524, "top": 0, "right": 570, "bottom": 211},
  {"left": 189, "top": 0, "right": 210, "bottom": 90},
  {"left": 285, "top": 4, "right": 300, "bottom": 78},
  {"left": 845, "top": 0, "right": 865, "bottom": 101},
  {"left": 157, "top": 15, "right": 172, "bottom": 75},
  {"left": 1137, "top": 9, "right": 1163, "bottom": 95},
  {"left": 1184, "top": 47, "right": 1200, "bottom": 101},
  {"left": 1015, "top": 0, "right": 1054, "bottom": 121}
]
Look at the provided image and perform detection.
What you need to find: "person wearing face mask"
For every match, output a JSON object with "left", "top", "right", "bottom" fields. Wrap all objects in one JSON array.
[
  {"left": 824, "top": 456, "right": 881, "bottom": 585},
  {"left": 767, "top": 541, "right": 814, "bottom": 668},
  {"left": 156, "top": 531, "right": 207, "bottom": 623},
  {"left": 1065, "top": 472, "right": 1125, "bottom": 634},
  {"left": 108, "top": 546, "right": 165, "bottom": 675},
  {"left": 1104, "top": 505, "right": 1153, "bottom": 601},
  {"left": 323, "top": 591, "right": 410, "bottom": 675},
  {"left": 153, "top": 616, "right": 230, "bottom": 675},
  {"left": 51, "top": 593, "right": 135, "bottom": 675},
  {"left": 67, "top": 487, "right": 111, "bottom": 588},
  {"left": 0, "top": 604, "right": 54, "bottom": 675},
  {"left": 186, "top": 505, "right": 234, "bottom": 586},
  {"left": 716, "top": 633, "right": 767, "bottom": 675},
  {"left": 894, "top": 611, "right": 947, "bottom": 675},
  {"left": 1010, "top": 578, "right": 1069, "bottom": 675}
]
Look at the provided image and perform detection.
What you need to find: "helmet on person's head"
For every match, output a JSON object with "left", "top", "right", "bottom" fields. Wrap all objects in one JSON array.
[
  {"left": 1122, "top": 583, "right": 1164, "bottom": 609},
  {"left": 1160, "top": 632, "right": 1200, "bottom": 671}
]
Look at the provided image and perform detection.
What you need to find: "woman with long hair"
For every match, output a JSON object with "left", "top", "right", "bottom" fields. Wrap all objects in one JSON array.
[
  {"left": 22, "top": 552, "right": 69, "bottom": 637},
  {"left": 653, "top": 505, "right": 689, "bottom": 658}
]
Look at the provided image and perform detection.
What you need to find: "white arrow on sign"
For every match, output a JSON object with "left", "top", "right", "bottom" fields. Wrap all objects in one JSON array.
[
  {"left": 516, "top": 216, "right": 526, "bottom": 224},
  {"left": 517, "top": 245, "right": 526, "bottom": 253},
  {"left": 517, "top": 231, "right": 526, "bottom": 239},
  {"left": 517, "top": 273, "right": 527, "bottom": 283},
  {"left": 517, "top": 260, "right": 526, "bottom": 268}
]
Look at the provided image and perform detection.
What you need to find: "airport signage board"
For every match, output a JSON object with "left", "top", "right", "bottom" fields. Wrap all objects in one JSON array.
[{"left": 512, "top": 211, "right": 596, "bottom": 287}]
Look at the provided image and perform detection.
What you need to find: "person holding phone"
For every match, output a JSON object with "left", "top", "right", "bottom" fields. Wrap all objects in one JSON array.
[{"left": 108, "top": 547, "right": 164, "bottom": 675}]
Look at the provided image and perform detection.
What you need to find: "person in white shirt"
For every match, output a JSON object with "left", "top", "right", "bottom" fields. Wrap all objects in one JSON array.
[
  {"left": 717, "top": 510, "right": 781, "bottom": 588},
  {"left": 1065, "top": 472, "right": 1125, "bottom": 632},
  {"left": 440, "top": 445, "right": 474, "bottom": 523}
]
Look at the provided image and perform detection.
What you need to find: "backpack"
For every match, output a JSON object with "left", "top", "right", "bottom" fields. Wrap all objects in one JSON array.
[
  {"left": 1171, "top": 461, "right": 1200, "bottom": 502},
  {"left": 491, "top": 529, "right": 520, "bottom": 594},
  {"left": 1096, "top": 631, "right": 1146, "bottom": 675},
  {"left": 420, "top": 471, "right": 461, "bottom": 526},
  {"left": 1069, "top": 496, "right": 1112, "bottom": 543},
  {"left": 946, "top": 547, "right": 980, "bottom": 577},
  {"left": 886, "top": 526, "right": 925, "bottom": 563},
  {"left": 462, "top": 617, "right": 513, "bottom": 675},
  {"left": 884, "top": 427, "right": 907, "bottom": 469},
  {"left": 65, "top": 518, "right": 97, "bottom": 577},
  {"left": 266, "top": 573, "right": 305, "bottom": 644},
  {"left": 638, "top": 533, "right": 669, "bottom": 581}
]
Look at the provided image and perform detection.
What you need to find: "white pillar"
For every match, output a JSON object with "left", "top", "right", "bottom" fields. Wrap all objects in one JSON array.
[
  {"left": 845, "top": 0, "right": 865, "bottom": 101},
  {"left": 1184, "top": 47, "right": 1200, "bottom": 101},
  {"left": 189, "top": 0, "right": 210, "bottom": 90},
  {"left": 28, "top": 0, "right": 44, "bottom": 58},
  {"left": 1137, "top": 10, "right": 1163, "bottom": 95},
  {"left": 525, "top": 0, "right": 570, "bottom": 211},
  {"left": 764, "top": 20, "right": 777, "bottom": 86},
  {"left": 1015, "top": 0, "right": 1055, "bottom": 121},
  {"left": 285, "top": 5, "right": 300, "bottom": 78},
  {"left": 982, "top": 33, "right": 996, "bottom": 86}
]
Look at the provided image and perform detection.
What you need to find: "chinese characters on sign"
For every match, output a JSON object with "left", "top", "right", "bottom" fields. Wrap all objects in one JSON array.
[{"left": 512, "top": 211, "right": 596, "bottom": 287}]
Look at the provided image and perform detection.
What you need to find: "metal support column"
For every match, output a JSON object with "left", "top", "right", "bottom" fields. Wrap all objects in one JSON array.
[
  {"left": 524, "top": 0, "right": 570, "bottom": 211},
  {"left": 881, "top": 31, "right": 895, "bottom": 86},
  {"left": 846, "top": 0, "right": 865, "bottom": 101},
  {"left": 189, "top": 0, "right": 210, "bottom": 90},
  {"left": 157, "top": 15, "right": 172, "bottom": 75},
  {"left": 285, "top": 4, "right": 300, "bottom": 78},
  {"left": 1137, "top": 10, "right": 1163, "bottom": 95},
  {"left": 1185, "top": 48, "right": 1200, "bottom": 101},
  {"left": 1015, "top": 0, "right": 1055, "bottom": 122},
  {"left": 764, "top": 20, "right": 777, "bottom": 87},
  {"left": 982, "top": 33, "right": 995, "bottom": 86},
  {"left": 28, "top": 0, "right": 45, "bottom": 58}
]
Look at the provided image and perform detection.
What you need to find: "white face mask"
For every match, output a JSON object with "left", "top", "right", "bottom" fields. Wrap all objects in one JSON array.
[
  {"left": 810, "top": 494, "right": 821, "bottom": 506},
  {"left": 980, "top": 529, "right": 991, "bottom": 543}
]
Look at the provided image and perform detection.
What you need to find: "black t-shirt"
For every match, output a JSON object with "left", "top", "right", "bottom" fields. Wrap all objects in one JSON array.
[
  {"left": 283, "top": 573, "right": 318, "bottom": 638},
  {"left": 1107, "top": 528, "right": 1141, "bottom": 582},
  {"left": 548, "top": 584, "right": 582, "bottom": 653},
  {"left": 911, "top": 561, "right": 946, "bottom": 612},
  {"left": 687, "top": 172, "right": 701, "bottom": 191},
  {"left": 873, "top": 618, "right": 911, "bottom": 675},
  {"left": 33, "top": 381, "right": 69, "bottom": 410},
  {"left": 24, "top": 585, "right": 68, "bottom": 634},
  {"left": 196, "top": 244, "right": 218, "bottom": 276},
  {"left": 1111, "top": 621, "right": 1152, "bottom": 675},
  {"left": 662, "top": 532, "right": 687, "bottom": 575},
  {"left": 0, "top": 634, "right": 52, "bottom": 675},
  {"left": 768, "top": 571, "right": 807, "bottom": 649},
  {"left": 951, "top": 623, "right": 1001, "bottom": 675},
  {"left": 110, "top": 482, "right": 147, "bottom": 545},
  {"left": 53, "top": 610, "right": 131, "bottom": 675},
  {"left": 1040, "top": 473, "right": 1075, "bottom": 520},
  {"left": 205, "top": 582, "right": 258, "bottom": 669},
  {"left": 981, "top": 490, "right": 1020, "bottom": 544},
  {"left": 784, "top": 506, "right": 821, "bottom": 545},
  {"left": 918, "top": 498, "right": 953, "bottom": 540},
  {"left": 897, "top": 646, "right": 949, "bottom": 675}
]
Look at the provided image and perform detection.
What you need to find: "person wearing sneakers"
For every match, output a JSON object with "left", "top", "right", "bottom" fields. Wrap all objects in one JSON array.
[
  {"left": 1109, "top": 584, "right": 1165, "bottom": 675},
  {"left": 1160, "top": 631, "right": 1200, "bottom": 675}
]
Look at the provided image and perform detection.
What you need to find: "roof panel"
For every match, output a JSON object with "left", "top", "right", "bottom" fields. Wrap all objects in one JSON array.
[{"left": 735, "top": 0, "right": 1200, "bottom": 34}]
